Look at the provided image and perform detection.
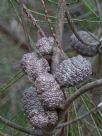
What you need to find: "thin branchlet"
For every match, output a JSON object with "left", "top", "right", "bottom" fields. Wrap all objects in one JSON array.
[
  {"left": 22, "top": 4, "right": 46, "bottom": 37},
  {"left": 40, "top": 0, "right": 56, "bottom": 39},
  {"left": 65, "top": 1, "right": 101, "bottom": 47}
]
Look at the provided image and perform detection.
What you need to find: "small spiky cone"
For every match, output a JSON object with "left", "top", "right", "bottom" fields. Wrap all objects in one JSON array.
[
  {"left": 21, "top": 52, "right": 50, "bottom": 80},
  {"left": 22, "top": 87, "right": 58, "bottom": 128},
  {"left": 35, "top": 73, "right": 65, "bottom": 110},
  {"left": 54, "top": 55, "right": 92, "bottom": 86},
  {"left": 70, "top": 31, "right": 99, "bottom": 56},
  {"left": 36, "top": 37, "right": 54, "bottom": 55}
]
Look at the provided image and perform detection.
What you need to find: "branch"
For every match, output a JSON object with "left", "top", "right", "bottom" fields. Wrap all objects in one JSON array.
[
  {"left": 0, "top": 115, "right": 38, "bottom": 135},
  {"left": 64, "top": 79, "right": 102, "bottom": 111},
  {"left": 65, "top": 1, "right": 101, "bottom": 46},
  {"left": 22, "top": 4, "right": 46, "bottom": 37},
  {"left": 40, "top": 0, "right": 55, "bottom": 37},
  {"left": 55, "top": 0, "right": 66, "bottom": 47},
  {"left": 57, "top": 102, "right": 102, "bottom": 128},
  {"left": 0, "top": 131, "right": 9, "bottom": 136},
  {"left": 51, "top": 0, "right": 66, "bottom": 73},
  {"left": 18, "top": 2, "right": 33, "bottom": 51},
  {"left": 0, "top": 96, "right": 10, "bottom": 108}
]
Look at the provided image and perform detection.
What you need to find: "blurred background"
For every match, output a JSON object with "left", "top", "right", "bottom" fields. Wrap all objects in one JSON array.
[{"left": 0, "top": 0, "right": 102, "bottom": 136}]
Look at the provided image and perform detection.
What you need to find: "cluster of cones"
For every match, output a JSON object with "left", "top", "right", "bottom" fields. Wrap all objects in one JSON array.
[{"left": 21, "top": 34, "right": 92, "bottom": 130}]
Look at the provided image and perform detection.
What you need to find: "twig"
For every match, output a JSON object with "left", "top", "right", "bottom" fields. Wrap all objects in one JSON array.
[
  {"left": 0, "top": 115, "right": 34, "bottom": 135},
  {"left": 22, "top": 4, "right": 46, "bottom": 37},
  {"left": 59, "top": 112, "right": 68, "bottom": 136},
  {"left": 57, "top": 103, "right": 102, "bottom": 128},
  {"left": 40, "top": 0, "right": 55, "bottom": 37},
  {"left": 65, "top": 1, "right": 101, "bottom": 46},
  {"left": 51, "top": 1, "right": 68, "bottom": 135},
  {"left": 64, "top": 79, "right": 102, "bottom": 111},
  {"left": 0, "top": 131, "right": 9, "bottom": 136},
  {"left": 55, "top": 0, "right": 66, "bottom": 47},
  {"left": 18, "top": 2, "right": 32, "bottom": 51},
  {"left": 41, "top": 0, "right": 66, "bottom": 46},
  {"left": 95, "top": 0, "right": 102, "bottom": 76},
  {"left": 0, "top": 96, "right": 10, "bottom": 108},
  {"left": 51, "top": 0, "right": 66, "bottom": 73},
  {"left": 56, "top": 79, "right": 102, "bottom": 129}
]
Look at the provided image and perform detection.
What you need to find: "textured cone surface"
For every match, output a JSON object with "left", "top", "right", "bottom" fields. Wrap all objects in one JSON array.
[
  {"left": 70, "top": 31, "right": 99, "bottom": 56},
  {"left": 21, "top": 52, "right": 50, "bottom": 80},
  {"left": 35, "top": 72, "right": 60, "bottom": 94},
  {"left": 54, "top": 55, "right": 92, "bottom": 86},
  {"left": 22, "top": 87, "right": 49, "bottom": 128},
  {"left": 46, "top": 111, "right": 58, "bottom": 127},
  {"left": 36, "top": 73, "right": 65, "bottom": 110},
  {"left": 36, "top": 37, "right": 54, "bottom": 54},
  {"left": 40, "top": 89, "right": 65, "bottom": 110},
  {"left": 22, "top": 87, "right": 58, "bottom": 128}
]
